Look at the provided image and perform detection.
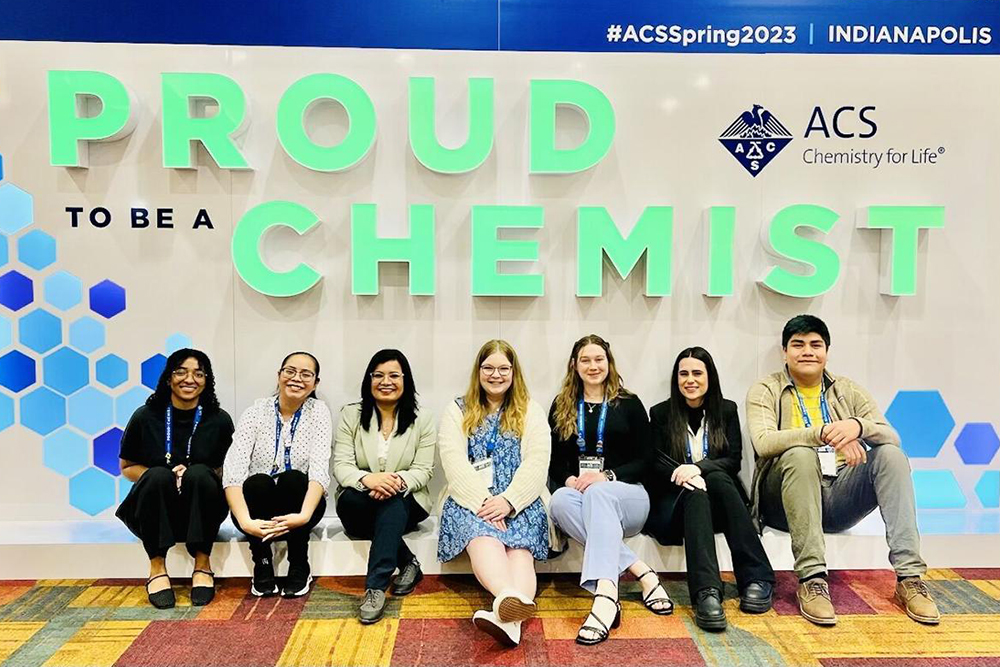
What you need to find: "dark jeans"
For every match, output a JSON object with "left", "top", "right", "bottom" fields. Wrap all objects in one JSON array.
[
  {"left": 336, "top": 488, "right": 428, "bottom": 590},
  {"left": 646, "top": 471, "right": 774, "bottom": 599},
  {"left": 233, "top": 470, "right": 326, "bottom": 566},
  {"left": 116, "top": 464, "right": 227, "bottom": 559}
]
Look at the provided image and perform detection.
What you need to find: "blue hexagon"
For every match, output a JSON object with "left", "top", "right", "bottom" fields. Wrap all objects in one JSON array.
[
  {"left": 68, "top": 316, "right": 105, "bottom": 354},
  {"left": 954, "top": 423, "right": 1000, "bottom": 466},
  {"left": 912, "top": 470, "right": 967, "bottom": 509},
  {"left": 886, "top": 391, "right": 956, "bottom": 459},
  {"left": 68, "top": 467, "right": 116, "bottom": 516},
  {"left": 43, "top": 427, "right": 89, "bottom": 477},
  {"left": 0, "top": 316, "right": 11, "bottom": 350},
  {"left": 68, "top": 387, "right": 114, "bottom": 435},
  {"left": 141, "top": 354, "right": 167, "bottom": 390},
  {"left": 17, "top": 230, "right": 56, "bottom": 271},
  {"left": 975, "top": 471, "right": 999, "bottom": 508},
  {"left": 0, "top": 234, "right": 7, "bottom": 267},
  {"left": 119, "top": 476, "right": 134, "bottom": 502},
  {"left": 18, "top": 309, "right": 62, "bottom": 354},
  {"left": 93, "top": 427, "right": 123, "bottom": 476},
  {"left": 0, "top": 391, "right": 13, "bottom": 431},
  {"left": 0, "top": 270, "right": 33, "bottom": 311},
  {"left": 88, "top": 280, "right": 126, "bottom": 319},
  {"left": 20, "top": 386, "right": 66, "bottom": 435},
  {"left": 0, "top": 154, "right": 4, "bottom": 181},
  {"left": 44, "top": 271, "right": 83, "bottom": 311},
  {"left": 95, "top": 354, "right": 128, "bottom": 389},
  {"left": 43, "top": 347, "right": 89, "bottom": 395},
  {"left": 0, "top": 350, "right": 36, "bottom": 392},
  {"left": 165, "top": 332, "right": 193, "bottom": 354},
  {"left": 116, "top": 386, "right": 150, "bottom": 425},
  {"left": 0, "top": 183, "right": 33, "bottom": 235}
]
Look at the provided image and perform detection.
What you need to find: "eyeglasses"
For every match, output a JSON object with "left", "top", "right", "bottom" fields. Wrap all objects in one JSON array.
[
  {"left": 371, "top": 372, "right": 404, "bottom": 382},
  {"left": 172, "top": 368, "right": 206, "bottom": 381},
  {"left": 480, "top": 365, "right": 512, "bottom": 377},
  {"left": 280, "top": 366, "right": 316, "bottom": 381}
]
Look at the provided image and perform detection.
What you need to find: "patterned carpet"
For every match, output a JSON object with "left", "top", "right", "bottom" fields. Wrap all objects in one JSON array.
[{"left": 2, "top": 569, "right": 1000, "bottom": 666}]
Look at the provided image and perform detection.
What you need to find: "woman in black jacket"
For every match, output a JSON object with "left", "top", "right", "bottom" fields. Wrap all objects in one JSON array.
[{"left": 644, "top": 347, "right": 774, "bottom": 631}]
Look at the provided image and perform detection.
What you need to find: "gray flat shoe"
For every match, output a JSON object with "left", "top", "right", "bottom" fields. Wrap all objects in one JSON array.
[
  {"left": 390, "top": 559, "right": 423, "bottom": 596},
  {"left": 359, "top": 588, "right": 387, "bottom": 624}
]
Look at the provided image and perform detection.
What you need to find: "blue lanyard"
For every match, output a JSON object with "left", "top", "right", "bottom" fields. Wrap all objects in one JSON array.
[
  {"left": 576, "top": 399, "right": 608, "bottom": 457},
  {"left": 165, "top": 405, "right": 202, "bottom": 467},
  {"left": 272, "top": 399, "right": 303, "bottom": 475},
  {"left": 483, "top": 411, "right": 502, "bottom": 456},
  {"left": 792, "top": 381, "right": 832, "bottom": 428},
  {"left": 686, "top": 423, "right": 710, "bottom": 463}
]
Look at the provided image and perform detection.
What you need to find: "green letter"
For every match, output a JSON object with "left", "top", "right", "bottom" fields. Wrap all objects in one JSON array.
[
  {"left": 530, "top": 80, "right": 615, "bottom": 174},
  {"left": 860, "top": 206, "right": 945, "bottom": 295},
  {"left": 231, "top": 201, "right": 321, "bottom": 297},
  {"left": 705, "top": 207, "right": 735, "bottom": 297},
  {"left": 577, "top": 207, "right": 672, "bottom": 297},
  {"left": 351, "top": 204, "right": 436, "bottom": 295},
  {"left": 409, "top": 77, "right": 493, "bottom": 173},
  {"left": 162, "top": 73, "right": 249, "bottom": 169},
  {"left": 48, "top": 70, "right": 136, "bottom": 167},
  {"left": 472, "top": 206, "right": 544, "bottom": 296},
  {"left": 761, "top": 205, "right": 840, "bottom": 297},
  {"left": 277, "top": 74, "right": 376, "bottom": 172}
]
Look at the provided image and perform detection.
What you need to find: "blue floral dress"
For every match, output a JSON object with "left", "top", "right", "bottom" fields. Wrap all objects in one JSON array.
[{"left": 437, "top": 404, "right": 549, "bottom": 562}]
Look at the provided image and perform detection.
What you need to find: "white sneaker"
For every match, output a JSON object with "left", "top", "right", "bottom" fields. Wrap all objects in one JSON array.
[
  {"left": 493, "top": 588, "right": 536, "bottom": 623},
  {"left": 473, "top": 609, "right": 521, "bottom": 647}
]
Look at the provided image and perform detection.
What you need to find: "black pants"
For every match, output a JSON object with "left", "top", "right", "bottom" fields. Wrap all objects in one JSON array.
[
  {"left": 115, "top": 464, "right": 227, "bottom": 559},
  {"left": 233, "top": 470, "right": 326, "bottom": 566},
  {"left": 336, "top": 488, "right": 429, "bottom": 590},
  {"left": 646, "top": 471, "right": 774, "bottom": 599}
]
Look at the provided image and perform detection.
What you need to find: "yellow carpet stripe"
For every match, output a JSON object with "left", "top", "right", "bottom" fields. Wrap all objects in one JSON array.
[
  {"left": 68, "top": 585, "right": 149, "bottom": 608},
  {"left": 276, "top": 619, "right": 398, "bottom": 667},
  {"left": 42, "top": 620, "right": 149, "bottom": 667},
  {"left": 0, "top": 621, "right": 46, "bottom": 663}
]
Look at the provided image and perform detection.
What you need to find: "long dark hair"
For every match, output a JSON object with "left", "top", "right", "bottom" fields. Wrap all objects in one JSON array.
[
  {"left": 146, "top": 348, "right": 221, "bottom": 415},
  {"left": 278, "top": 351, "right": 321, "bottom": 399},
  {"left": 667, "top": 347, "right": 727, "bottom": 462},
  {"left": 360, "top": 349, "right": 418, "bottom": 436}
]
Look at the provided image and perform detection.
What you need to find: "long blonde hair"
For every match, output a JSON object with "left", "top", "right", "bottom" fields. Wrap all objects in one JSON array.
[
  {"left": 462, "top": 339, "right": 530, "bottom": 437},
  {"left": 552, "top": 334, "right": 629, "bottom": 440}
]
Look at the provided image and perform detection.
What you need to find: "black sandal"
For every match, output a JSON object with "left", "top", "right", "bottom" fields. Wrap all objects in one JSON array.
[
  {"left": 146, "top": 573, "right": 175, "bottom": 609},
  {"left": 637, "top": 569, "right": 674, "bottom": 615},
  {"left": 575, "top": 593, "right": 622, "bottom": 646},
  {"left": 191, "top": 569, "right": 216, "bottom": 607}
]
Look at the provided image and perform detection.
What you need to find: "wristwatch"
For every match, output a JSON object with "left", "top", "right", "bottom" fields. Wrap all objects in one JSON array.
[{"left": 604, "top": 470, "right": 616, "bottom": 482}]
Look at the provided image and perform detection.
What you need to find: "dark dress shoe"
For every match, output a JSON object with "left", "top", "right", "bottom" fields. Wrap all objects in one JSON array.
[
  {"left": 740, "top": 580, "right": 774, "bottom": 614},
  {"left": 190, "top": 569, "right": 216, "bottom": 607},
  {"left": 694, "top": 588, "right": 727, "bottom": 631},
  {"left": 390, "top": 559, "right": 423, "bottom": 596},
  {"left": 146, "top": 574, "right": 175, "bottom": 610}
]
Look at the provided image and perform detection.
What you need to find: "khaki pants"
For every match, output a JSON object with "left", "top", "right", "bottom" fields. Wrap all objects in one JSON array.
[{"left": 759, "top": 445, "right": 927, "bottom": 580}]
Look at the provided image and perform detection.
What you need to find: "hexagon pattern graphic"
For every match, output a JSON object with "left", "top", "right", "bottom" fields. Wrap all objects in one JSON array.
[
  {"left": 17, "top": 230, "right": 56, "bottom": 270},
  {"left": 20, "top": 386, "right": 66, "bottom": 435},
  {"left": 0, "top": 350, "right": 36, "bottom": 392},
  {"left": 116, "top": 386, "right": 149, "bottom": 425},
  {"left": 954, "top": 423, "right": 1000, "bottom": 466},
  {"left": 0, "top": 316, "right": 9, "bottom": 350},
  {"left": 95, "top": 354, "right": 128, "bottom": 388},
  {"left": 886, "top": 391, "right": 956, "bottom": 459},
  {"left": 68, "top": 387, "right": 114, "bottom": 435},
  {"left": 975, "top": 471, "right": 1000, "bottom": 508},
  {"left": 165, "top": 332, "right": 193, "bottom": 354},
  {"left": 119, "top": 476, "right": 134, "bottom": 503},
  {"left": 912, "top": 470, "right": 967, "bottom": 509},
  {"left": 141, "top": 354, "right": 167, "bottom": 390},
  {"left": 44, "top": 271, "right": 83, "bottom": 311},
  {"left": 68, "top": 467, "right": 116, "bottom": 516},
  {"left": 69, "top": 316, "right": 105, "bottom": 353},
  {"left": 0, "top": 183, "right": 33, "bottom": 234},
  {"left": 93, "top": 427, "right": 123, "bottom": 476},
  {"left": 0, "top": 234, "right": 7, "bottom": 267},
  {"left": 0, "top": 270, "right": 33, "bottom": 311},
  {"left": 18, "top": 309, "right": 62, "bottom": 354},
  {"left": 43, "top": 347, "right": 89, "bottom": 395},
  {"left": 0, "top": 392, "right": 12, "bottom": 431},
  {"left": 89, "top": 279, "right": 126, "bottom": 319},
  {"left": 42, "top": 428, "right": 89, "bottom": 477}
]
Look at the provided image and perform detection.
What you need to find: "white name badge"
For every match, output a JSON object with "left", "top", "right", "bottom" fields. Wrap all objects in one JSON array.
[
  {"left": 473, "top": 458, "right": 494, "bottom": 489},
  {"left": 579, "top": 456, "right": 604, "bottom": 476},
  {"left": 818, "top": 446, "right": 839, "bottom": 477}
]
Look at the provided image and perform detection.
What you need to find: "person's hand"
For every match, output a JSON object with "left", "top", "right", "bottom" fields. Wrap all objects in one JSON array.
[
  {"left": 489, "top": 517, "right": 508, "bottom": 532},
  {"left": 477, "top": 495, "right": 513, "bottom": 522},
  {"left": 172, "top": 464, "right": 187, "bottom": 491},
  {"left": 671, "top": 464, "right": 701, "bottom": 487},
  {"left": 573, "top": 472, "right": 607, "bottom": 492},
  {"left": 242, "top": 518, "right": 276, "bottom": 539},
  {"left": 565, "top": 475, "right": 578, "bottom": 488},
  {"left": 683, "top": 474, "right": 707, "bottom": 492},
  {"left": 836, "top": 439, "right": 867, "bottom": 466},
  {"left": 362, "top": 472, "right": 404, "bottom": 497},
  {"left": 264, "top": 512, "right": 309, "bottom": 541},
  {"left": 822, "top": 419, "right": 862, "bottom": 447}
]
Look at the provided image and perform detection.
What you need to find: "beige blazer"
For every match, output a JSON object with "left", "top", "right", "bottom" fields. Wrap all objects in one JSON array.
[{"left": 332, "top": 402, "right": 437, "bottom": 513}]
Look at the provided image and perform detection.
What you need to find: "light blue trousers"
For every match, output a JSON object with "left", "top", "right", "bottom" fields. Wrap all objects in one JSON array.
[{"left": 550, "top": 481, "right": 651, "bottom": 592}]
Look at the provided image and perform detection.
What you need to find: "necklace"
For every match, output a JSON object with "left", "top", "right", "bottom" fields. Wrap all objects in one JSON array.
[{"left": 588, "top": 403, "right": 596, "bottom": 414}]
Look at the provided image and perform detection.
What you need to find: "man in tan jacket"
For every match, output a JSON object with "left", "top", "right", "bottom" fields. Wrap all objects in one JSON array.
[{"left": 746, "top": 315, "right": 939, "bottom": 626}]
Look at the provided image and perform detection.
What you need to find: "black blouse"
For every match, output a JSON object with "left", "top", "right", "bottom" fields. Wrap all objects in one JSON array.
[
  {"left": 119, "top": 404, "right": 234, "bottom": 469},
  {"left": 548, "top": 393, "right": 651, "bottom": 491}
]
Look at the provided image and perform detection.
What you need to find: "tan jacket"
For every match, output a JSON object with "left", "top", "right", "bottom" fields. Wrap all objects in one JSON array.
[
  {"left": 332, "top": 403, "right": 437, "bottom": 513},
  {"left": 745, "top": 368, "right": 900, "bottom": 523}
]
